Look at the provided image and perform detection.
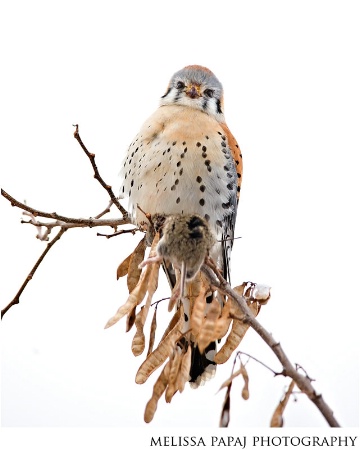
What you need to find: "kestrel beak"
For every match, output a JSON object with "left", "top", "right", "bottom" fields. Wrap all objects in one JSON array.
[{"left": 186, "top": 84, "right": 201, "bottom": 99}]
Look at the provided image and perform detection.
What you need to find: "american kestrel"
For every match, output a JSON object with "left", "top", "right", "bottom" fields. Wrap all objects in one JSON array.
[{"left": 120, "top": 65, "right": 243, "bottom": 385}]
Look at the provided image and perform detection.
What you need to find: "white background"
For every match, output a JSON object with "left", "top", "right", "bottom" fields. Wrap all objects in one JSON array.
[{"left": 1, "top": 0, "right": 359, "bottom": 445}]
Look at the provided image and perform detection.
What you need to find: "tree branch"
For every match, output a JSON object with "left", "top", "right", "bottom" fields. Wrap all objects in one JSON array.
[
  {"left": 1, "top": 189, "right": 130, "bottom": 227},
  {"left": 201, "top": 263, "right": 340, "bottom": 428},
  {"left": 73, "top": 124, "right": 128, "bottom": 217},
  {"left": 1, "top": 227, "right": 67, "bottom": 319}
]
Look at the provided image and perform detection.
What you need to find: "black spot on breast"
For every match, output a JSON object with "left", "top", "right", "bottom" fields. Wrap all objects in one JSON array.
[
  {"left": 131, "top": 180, "right": 134, "bottom": 187},
  {"left": 176, "top": 197, "right": 180, "bottom": 203},
  {"left": 204, "top": 214, "right": 210, "bottom": 221},
  {"left": 227, "top": 183, "right": 233, "bottom": 190},
  {"left": 177, "top": 161, "right": 181, "bottom": 167},
  {"left": 206, "top": 295, "right": 213, "bottom": 304},
  {"left": 202, "top": 153, "right": 207, "bottom": 158},
  {"left": 183, "top": 141, "right": 186, "bottom": 145},
  {"left": 200, "top": 185, "right": 205, "bottom": 192},
  {"left": 175, "top": 179, "right": 179, "bottom": 185},
  {"left": 196, "top": 142, "right": 201, "bottom": 147},
  {"left": 171, "top": 185, "right": 176, "bottom": 191},
  {"left": 199, "top": 199, "right": 205, "bottom": 206},
  {"left": 172, "top": 141, "right": 177, "bottom": 146},
  {"left": 202, "top": 146, "right": 207, "bottom": 151},
  {"left": 204, "top": 160, "right": 211, "bottom": 166},
  {"left": 179, "top": 168, "right": 183, "bottom": 176},
  {"left": 196, "top": 176, "right": 202, "bottom": 183},
  {"left": 221, "top": 141, "right": 226, "bottom": 148}
]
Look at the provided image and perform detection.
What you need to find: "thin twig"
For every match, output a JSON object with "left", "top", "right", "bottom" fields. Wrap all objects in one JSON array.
[
  {"left": 94, "top": 200, "right": 114, "bottom": 219},
  {"left": 235, "top": 351, "right": 283, "bottom": 377},
  {"left": 201, "top": 263, "right": 340, "bottom": 428},
  {"left": 97, "top": 228, "right": 140, "bottom": 239},
  {"left": 73, "top": 124, "right": 128, "bottom": 217},
  {"left": 1, "top": 228, "right": 67, "bottom": 319}
]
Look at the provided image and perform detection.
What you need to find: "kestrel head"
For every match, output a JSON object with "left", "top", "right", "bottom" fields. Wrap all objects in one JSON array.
[{"left": 160, "top": 65, "right": 225, "bottom": 122}]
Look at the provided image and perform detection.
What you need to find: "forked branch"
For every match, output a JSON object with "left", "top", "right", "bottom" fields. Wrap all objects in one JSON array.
[
  {"left": 201, "top": 263, "right": 340, "bottom": 427},
  {"left": 1, "top": 125, "right": 132, "bottom": 318}
]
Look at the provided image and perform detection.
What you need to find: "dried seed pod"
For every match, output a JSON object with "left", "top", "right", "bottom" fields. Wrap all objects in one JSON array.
[
  {"left": 147, "top": 307, "right": 157, "bottom": 356},
  {"left": 135, "top": 305, "right": 184, "bottom": 384},
  {"left": 197, "top": 298, "right": 221, "bottom": 353},
  {"left": 176, "top": 345, "right": 192, "bottom": 393},
  {"left": 240, "top": 363, "right": 250, "bottom": 400},
  {"left": 211, "top": 298, "right": 232, "bottom": 341},
  {"left": 144, "top": 361, "right": 170, "bottom": 423},
  {"left": 270, "top": 380, "right": 296, "bottom": 427},
  {"left": 219, "top": 382, "right": 232, "bottom": 428},
  {"left": 116, "top": 252, "right": 132, "bottom": 279},
  {"left": 127, "top": 237, "right": 147, "bottom": 292},
  {"left": 165, "top": 346, "right": 183, "bottom": 403},
  {"left": 214, "top": 301, "right": 259, "bottom": 364},
  {"left": 189, "top": 285, "right": 207, "bottom": 338},
  {"left": 126, "top": 305, "right": 136, "bottom": 332}
]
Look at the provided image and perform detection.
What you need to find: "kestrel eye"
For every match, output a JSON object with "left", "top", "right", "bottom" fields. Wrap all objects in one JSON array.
[
  {"left": 176, "top": 81, "right": 185, "bottom": 89},
  {"left": 204, "top": 89, "right": 214, "bottom": 98}
]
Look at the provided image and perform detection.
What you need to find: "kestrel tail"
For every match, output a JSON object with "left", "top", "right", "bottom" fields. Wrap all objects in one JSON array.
[{"left": 120, "top": 65, "right": 243, "bottom": 386}]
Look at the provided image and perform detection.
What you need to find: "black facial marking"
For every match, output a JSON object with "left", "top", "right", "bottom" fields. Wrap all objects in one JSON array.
[
  {"left": 204, "top": 88, "right": 214, "bottom": 98},
  {"left": 216, "top": 99, "right": 222, "bottom": 114},
  {"left": 161, "top": 87, "right": 171, "bottom": 98}
]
